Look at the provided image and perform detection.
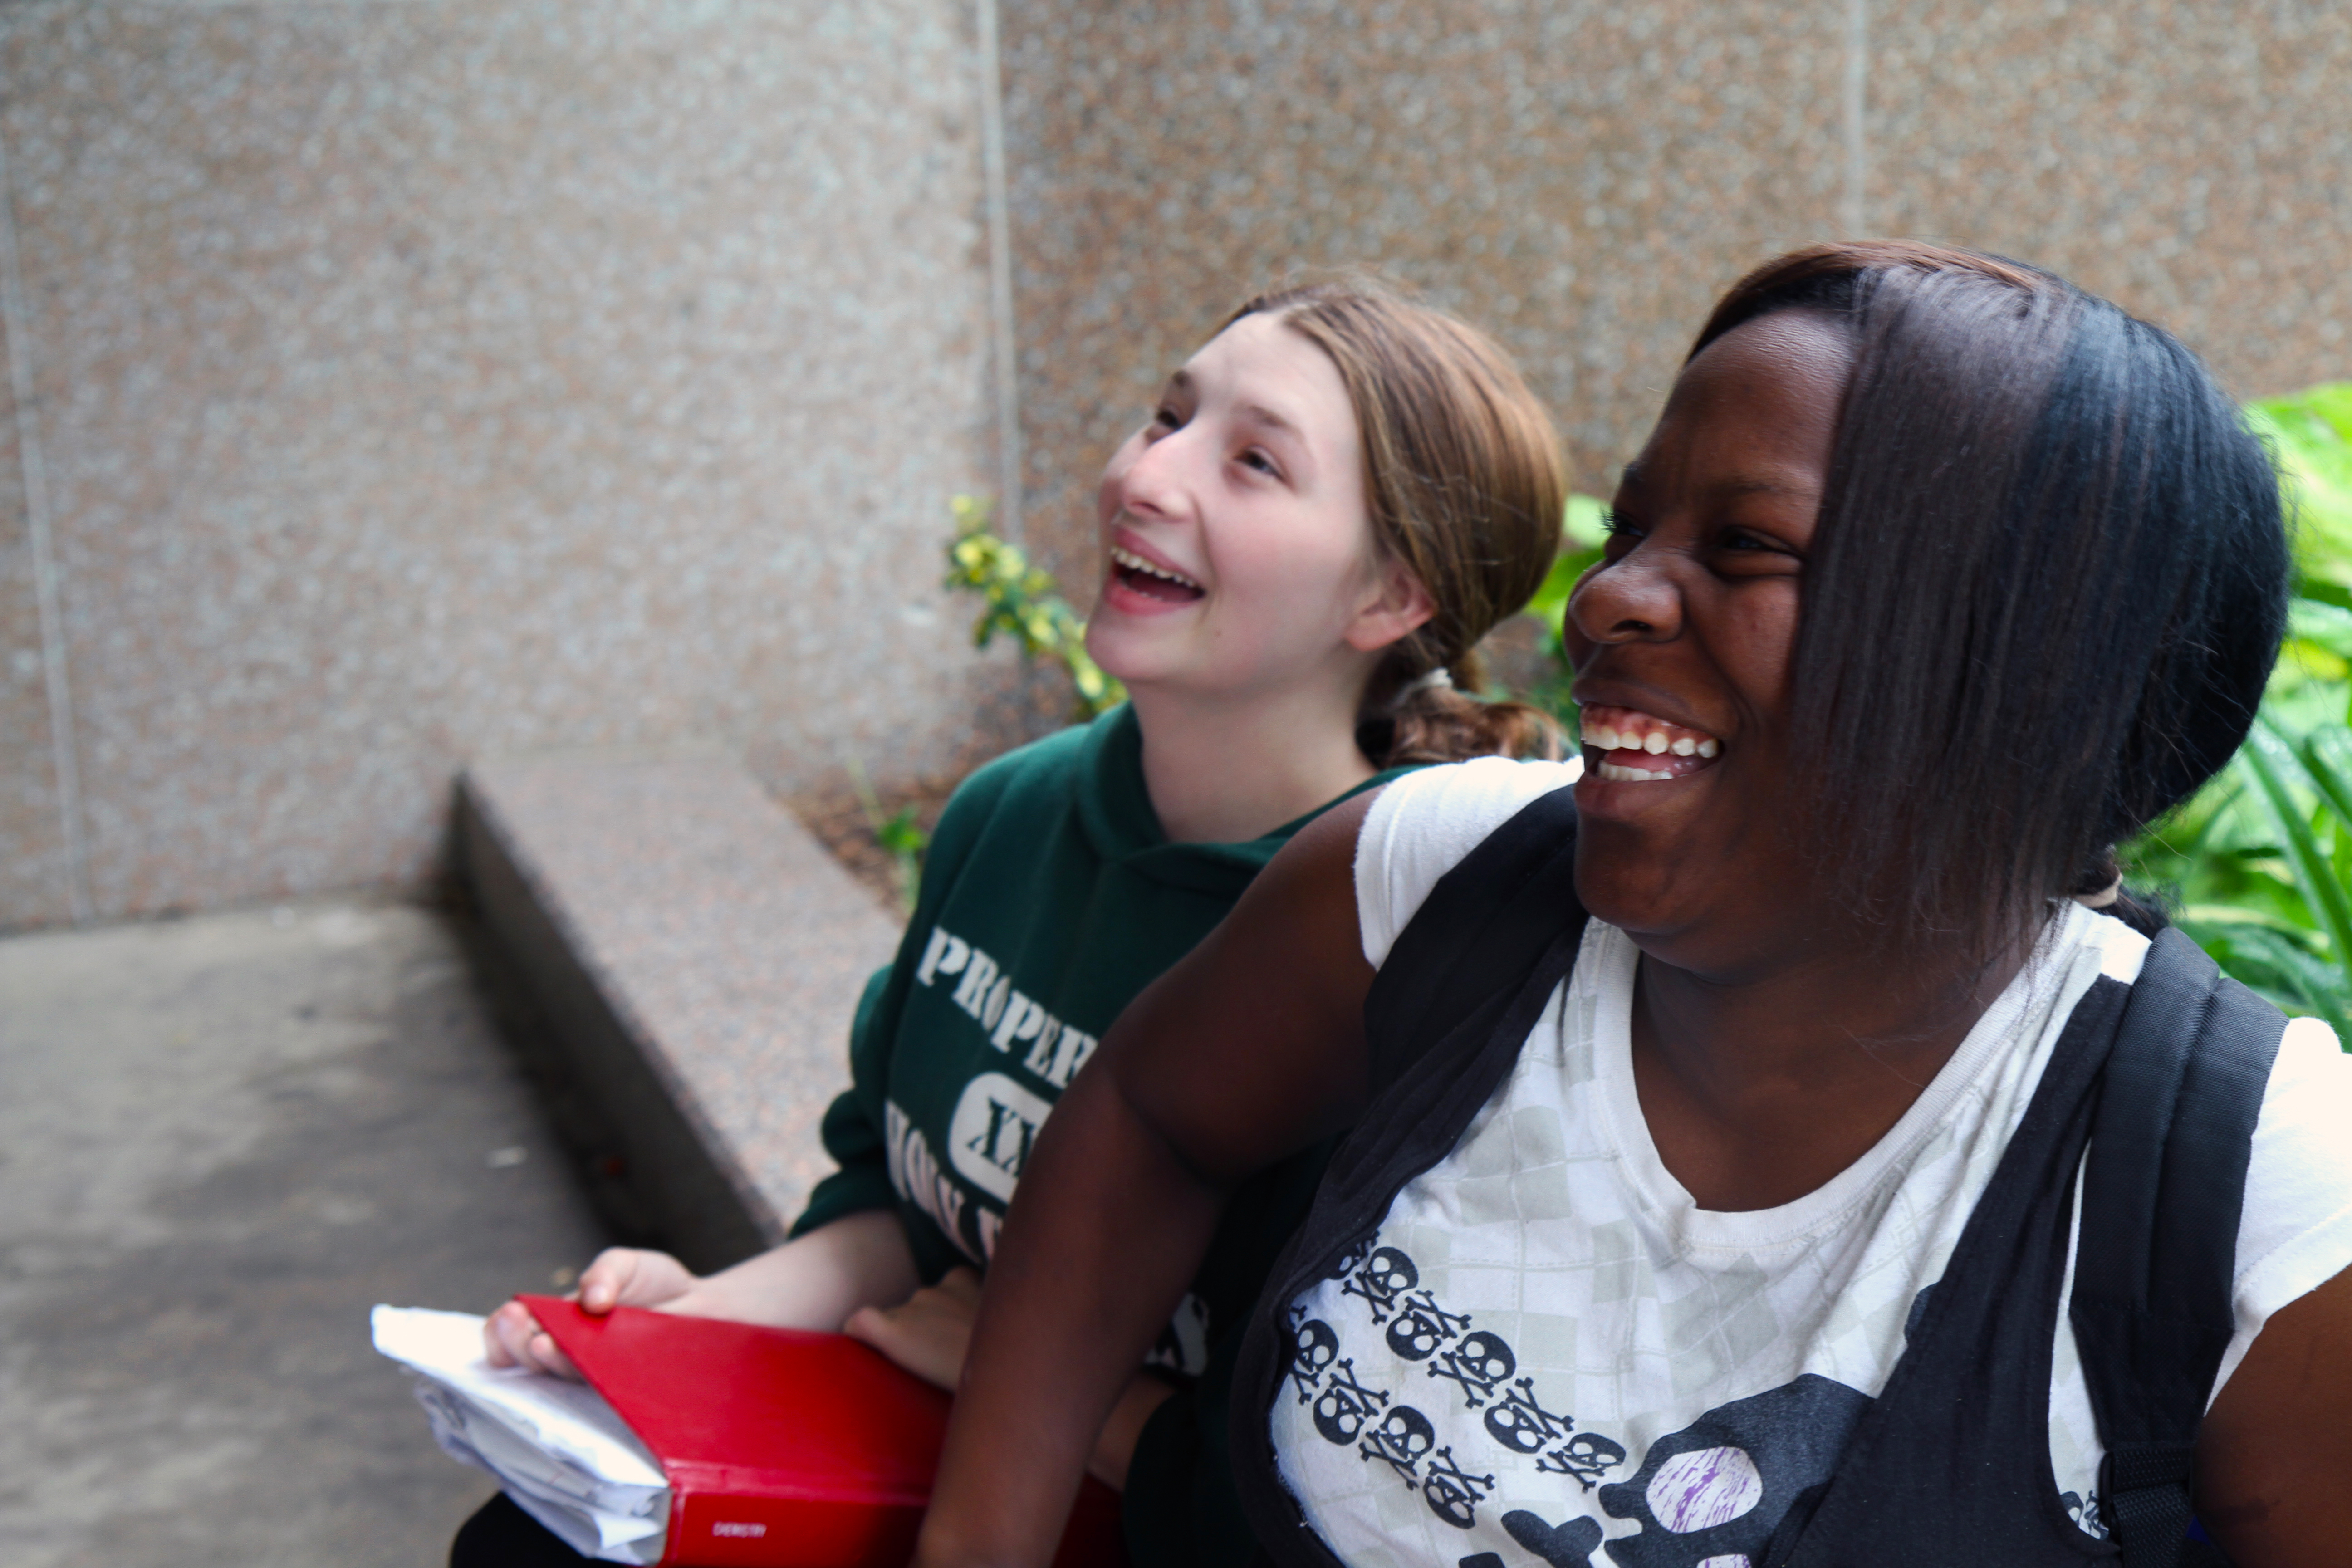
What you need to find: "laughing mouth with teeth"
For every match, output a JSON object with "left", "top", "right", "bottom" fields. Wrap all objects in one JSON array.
[
  {"left": 1579, "top": 702, "right": 1723, "bottom": 782},
  {"left": 1108, "top": 544, "right": 1206, "bottom": 603}
]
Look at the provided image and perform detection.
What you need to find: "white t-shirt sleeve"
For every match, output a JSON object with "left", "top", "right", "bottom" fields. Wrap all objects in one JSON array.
[
  {"left": 2218, "top": 1015, "right": 2352, "bottom": 1396},
  {"left": 1352, "top": 756, "right": 1583, "bottom": 969}
]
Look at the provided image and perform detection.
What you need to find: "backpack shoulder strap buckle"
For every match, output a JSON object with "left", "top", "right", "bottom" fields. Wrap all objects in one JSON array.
[{"left": 2099, "top": 1441, "right": 2197, "bottom": 1568}]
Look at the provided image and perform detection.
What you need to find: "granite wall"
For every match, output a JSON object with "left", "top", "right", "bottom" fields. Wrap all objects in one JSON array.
[
  {"left": 999, "top": 0, "right": 2352, "bottom": 583},
  {"left": 1870, "top": 2, "right": 2352, "bottom": 402},
  {"left": 0, "top": 0, "right": 1011, "bottom": 928},
  {"left": 5, "top": 0, "right": 2348, "bottom": 929}
]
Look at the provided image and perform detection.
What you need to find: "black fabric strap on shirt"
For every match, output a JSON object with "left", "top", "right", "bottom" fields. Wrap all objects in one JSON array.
[
  {"left": 1230, "top": 785, "right": 1587, "bottom": 1568},
  {"left": 1357, "top": 784, "right": 1588, "bottom": 1096},
  {"left": 1784, "top": 926, "right": 2287, "bottom": 1568},
  {"left": 2072, "top": 929, "right": 2284, "bottom": 1568}
]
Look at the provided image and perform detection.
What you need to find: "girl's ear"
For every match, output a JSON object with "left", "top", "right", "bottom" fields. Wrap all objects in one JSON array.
[{"left": 1343, "top": 558, "right": 1437, "bottom": 653}]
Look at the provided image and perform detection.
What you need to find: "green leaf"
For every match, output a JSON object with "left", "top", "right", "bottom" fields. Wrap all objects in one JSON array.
[
  {"left": 2249, "top": 384, "right": 2352, "bottom": 590},
  {"left": 2301, "top": 578, "right": 2352, "bottom": 612},
  {"left": 2179, "top": 916, "right": 2351, "bottom": 1033},
  {"left": 2297, "top": 726, "right": 2352, "bottom": 838},
  {"left": 2236, "top": 723, "right": 2352, "bottom": 997},
  {"left": 941, "top": 496, "right": 1128, "bottom": 721}
]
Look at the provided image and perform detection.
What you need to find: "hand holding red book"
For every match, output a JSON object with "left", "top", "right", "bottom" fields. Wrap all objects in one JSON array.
[{"left": 518, "top": 1295, "right": 1125, "bottom": 1568}]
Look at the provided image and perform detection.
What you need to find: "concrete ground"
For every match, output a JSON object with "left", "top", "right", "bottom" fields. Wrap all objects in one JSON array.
[{"left": 0, "top": 896, "right": 614, "bottom": 1568}]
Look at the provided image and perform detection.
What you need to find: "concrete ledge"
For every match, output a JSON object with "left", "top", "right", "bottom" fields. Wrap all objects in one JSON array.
[{"left": 456, "top": 755, "right": 902, "bottom": 1273}]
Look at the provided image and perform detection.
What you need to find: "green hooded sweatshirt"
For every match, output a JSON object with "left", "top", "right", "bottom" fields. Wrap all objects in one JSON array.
[{"left": 793, "top": 703, "right": 1413, "bottom": 1568}]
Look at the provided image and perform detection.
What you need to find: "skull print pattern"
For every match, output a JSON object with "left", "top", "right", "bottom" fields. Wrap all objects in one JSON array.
[{"left": 1285, "top": 1240, "right": 1628, "bottom": 1534}]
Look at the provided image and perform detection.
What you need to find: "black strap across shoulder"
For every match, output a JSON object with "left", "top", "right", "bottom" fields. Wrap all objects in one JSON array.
[
  {"left": 1230, "top": 784, "right": 1587, "bottom": 1568},
  {"left": 1782, "top": 926, "right": 2286, "bottom": 1568},
  {"left": 2073, "top": 929, "right": 2284, "bottom": 1568}
]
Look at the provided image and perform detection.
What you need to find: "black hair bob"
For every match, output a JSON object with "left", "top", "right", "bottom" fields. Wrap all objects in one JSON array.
[{"left": 1692, "top": 241, "right": 2289, "bottom": 949}]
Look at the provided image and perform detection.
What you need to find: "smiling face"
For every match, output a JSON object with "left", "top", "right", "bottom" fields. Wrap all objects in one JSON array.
[
  {"left": 1083, "top": 311, "right": 1431, "bottom": 703},
  {"left": 1564, "top": 310, "right": 1856, "bottom": 977}
]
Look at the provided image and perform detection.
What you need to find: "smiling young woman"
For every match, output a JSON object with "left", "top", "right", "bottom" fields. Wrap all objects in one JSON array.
[
  {"left": 912, "top": 244, "right": 2352, "bottom": 1568},
  {"left": 450, "top": 279, "right": 1577, "bottom": 1568}
]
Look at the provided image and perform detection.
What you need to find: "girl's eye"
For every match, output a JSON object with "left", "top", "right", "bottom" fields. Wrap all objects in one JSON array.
[
  {"left": 1717, "top": 527, "right": 1792, "bottom": 555},
  {"left": 1239, "top": 448, "right": 1280, "bottom": 478},
  {"left": 1151, "top": 405, "right": 1182, "bottom": 432},
  {"left": 1601, "top": 508, "right": 1639, "bottom": 538}
]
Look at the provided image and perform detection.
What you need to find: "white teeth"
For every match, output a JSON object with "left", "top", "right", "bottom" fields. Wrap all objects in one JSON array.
[
  {"left": 1597, "top": 761, "right": 1672, "bottom": 782},
  {"left": 1584, "top": 708, "right": 1726, "bottom": 763},
  {"left": 1109, "top": 546, "right": 1201, "bottom": 590}
]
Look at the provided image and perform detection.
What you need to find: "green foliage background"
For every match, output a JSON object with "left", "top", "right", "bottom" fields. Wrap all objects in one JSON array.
[{"left": 2121, "top": 382, "right": 2352, "bottom": 1033}]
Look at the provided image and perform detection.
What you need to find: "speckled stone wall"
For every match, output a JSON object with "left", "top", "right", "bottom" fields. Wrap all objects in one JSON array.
[
  {"left": 0, "top": 1, "right": 1006, "bottom": 927},
  {"left": 1869, "top": 0, "right": 2352, "bottom": 404},
  {"left": 7, "top": 1, "right": 2350, "bottom": 930},
  {"left": 997, "top": 0, "right": 2352, "bottom": 587}
]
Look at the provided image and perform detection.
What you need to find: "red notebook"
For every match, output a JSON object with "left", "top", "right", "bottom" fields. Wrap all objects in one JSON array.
[{"left": 520, "top": 1295, "right": 1125, "bottom": 1568}]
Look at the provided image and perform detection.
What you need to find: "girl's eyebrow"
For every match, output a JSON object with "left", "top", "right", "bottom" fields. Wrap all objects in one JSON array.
[
  {"left": 1167, "top": 368, "right": 1303, "bottom": 434},
  {"left": 1617, "top": 461, "right": 1812, "bottom": 502},
  {"left": 1720, "top": 477, "right": 1811, "bottom": 500},
  {"left": 1237, "top": 402, "right": 1303, "bottom": 441}
]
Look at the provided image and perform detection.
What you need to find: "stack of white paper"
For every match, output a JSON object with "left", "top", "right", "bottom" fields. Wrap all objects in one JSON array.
[{"left": 372, "top": 1304, "right": 671, "bottom": 1565}]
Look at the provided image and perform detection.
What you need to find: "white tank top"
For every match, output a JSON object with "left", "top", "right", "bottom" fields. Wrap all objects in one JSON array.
[{"left": 1266, "top": 758, "right": 2352, "bottom": 1568}]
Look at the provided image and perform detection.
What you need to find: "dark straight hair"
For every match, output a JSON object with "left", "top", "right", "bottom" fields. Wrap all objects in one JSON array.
[{"left": 1692, "top": 242, "right": 2289, "bottom": 948}]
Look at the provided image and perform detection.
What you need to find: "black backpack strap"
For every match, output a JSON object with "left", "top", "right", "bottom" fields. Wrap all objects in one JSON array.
[
  {"left": 1361, "top": 783, "right": 1586, "bottom": 1095},
  {"left": 1230, "top": 783, "right": 1588, "bottom": 1568},
  {"left": 2073, "top": 927, "right": 2287, "bottom": 1568}
]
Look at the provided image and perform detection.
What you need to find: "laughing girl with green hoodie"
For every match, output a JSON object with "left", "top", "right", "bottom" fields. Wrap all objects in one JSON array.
[{"left": 466, "top": 279, "right": 1572, "bottom": 1568}]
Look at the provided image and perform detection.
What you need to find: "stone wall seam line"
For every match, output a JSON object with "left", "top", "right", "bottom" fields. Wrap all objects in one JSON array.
[
  {"left": 0, "top": 123, "right": 93, "bottom": 926},
  {"left": 1843, "top": 0, "right": 1870, "bottom": 238},
  {"left": 975, "top": 0, "right": 1024, "bottom": 543}
]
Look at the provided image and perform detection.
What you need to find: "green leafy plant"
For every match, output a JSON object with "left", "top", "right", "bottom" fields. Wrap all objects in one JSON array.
[
  {"left": 944, "top": 495, "right": 1125, "bottom": 720},
  {"left": 2124, "top": 382, "right": 2352, "bottom": 1030},
  {"left": 845, "top": 758, "right": 927, "bottom": 915},
  {"left": 847, "top": 496, "right": 1132, "bottom": 899},
  {"left": 1509, "top": 493, "right": 1612, "bottom": 722}
]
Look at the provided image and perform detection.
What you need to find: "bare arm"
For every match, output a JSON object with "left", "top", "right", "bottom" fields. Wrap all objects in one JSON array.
[
  {"left": 2195, "top": 1263, "right": 2352, "bottom": 1565},
  {"left": 669, "top": 1208, "right": 922, "bottom": 1326},
  {"left": 841, "top": 1265, "right": 1176, "bottom": 1490},
  {"left": 913, "top": 794, "right": 1382, "bottom": 1568},
  {"left": 484, "top": 1209, "right": 919, "bottom": 1376}
]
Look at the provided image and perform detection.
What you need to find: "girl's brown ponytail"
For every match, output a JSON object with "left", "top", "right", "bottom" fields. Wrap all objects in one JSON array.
[
  {"left": 1354, "top": 650, "right": 1564, "bottom": 766},
  {"left": 1229, "top": 279, "right": 1572, "bottom": 767}
]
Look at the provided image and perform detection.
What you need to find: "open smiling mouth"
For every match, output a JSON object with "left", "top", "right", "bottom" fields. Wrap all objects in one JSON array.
[
  {"left": 1108, "top": 545, "right": 1205, "bottom": 603},
  {"left": 1579, "top": 703, "right": 1723, "bottom": 782}
]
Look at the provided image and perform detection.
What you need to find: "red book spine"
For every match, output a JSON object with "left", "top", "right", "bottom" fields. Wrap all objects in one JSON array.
[
  {"left": 515, "top": 1297, "right": 1124, "bottom": 1568},
  {"left": 663, "top": 1468, "right": 923, "bottom": 1568}
]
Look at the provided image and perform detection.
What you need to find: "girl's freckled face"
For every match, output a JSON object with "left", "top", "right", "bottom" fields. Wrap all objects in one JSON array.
[
  {"left": 1083, "top": 313, "right": 1390, "bottom": 699},
  {"left": 1563, "top": 310, "right": 1855, "bottom": 969}
]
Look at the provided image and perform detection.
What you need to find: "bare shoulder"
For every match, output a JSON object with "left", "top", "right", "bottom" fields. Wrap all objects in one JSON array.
[{"left": 2197, "top": 1264, "right": 2352, "bottom": 1565}]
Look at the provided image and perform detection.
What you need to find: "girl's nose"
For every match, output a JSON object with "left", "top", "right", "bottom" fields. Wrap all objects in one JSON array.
[
  {"left": 1568, "top": 547, "right": 1684, "bottom": 646},
  {"left": 1114, "top": 427, "right": 1195, "bottom": 522}
]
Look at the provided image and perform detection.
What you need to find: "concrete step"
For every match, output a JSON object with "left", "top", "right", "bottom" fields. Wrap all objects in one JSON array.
[{"left": 457, "top": 754, "right": 902, "bottom": 1273}]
